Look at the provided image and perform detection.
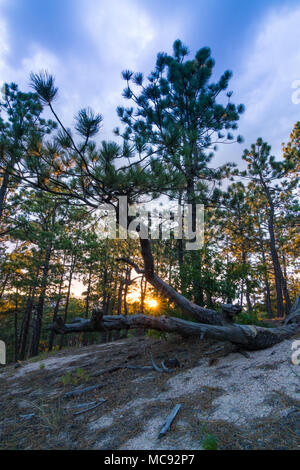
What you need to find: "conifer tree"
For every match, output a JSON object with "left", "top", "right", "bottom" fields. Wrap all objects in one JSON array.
[{"left": 242, "top": 139, "right": 295, "bottom": 315}]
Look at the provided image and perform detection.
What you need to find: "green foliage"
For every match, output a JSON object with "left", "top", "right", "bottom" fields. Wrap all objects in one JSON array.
[
  {"left": 74, "top": 367, "right": 91, "bottom": 382},
  {"left": 236, "top": 310, "right": 266, "bottom": 327},
  {"left": 202, "top": 434, "right": 218, "bottom": 450},
  {"left": 60, "top": 368, "right": 90, "bottom": 386},
  {"left": 147, "top": 329, "right": 167, "bottom": 340},
  {"left": 60, "top": 370, "right": 72, "bottom": 386},
  {"left": 75, "top": 107, "right": 103, "bottom": 138},
  {"left": 30, "top": 71, "right": 58, "bottom": 105}
]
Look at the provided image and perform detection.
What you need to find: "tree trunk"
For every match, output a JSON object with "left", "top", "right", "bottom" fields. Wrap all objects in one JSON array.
[
  {"left": 267, "top": 208, "right": 285, "bottom": 317},
  {"left": 14, "top": 310, "right": 19, "bottom": 362},
  {"left": 19, "top": 265, "right": 41, "bottom": 360},
  {"left": 257, "top": 227, "right": 273, "bottom": 319},
  {"left": 260, "top": 178, "right": 291, "bottom": 316},
  {"left": 0, "top": 165, "right": 11, "bottom": 221},
  {"left": 140, "top": 276, "right": 147, "bottom": 314},
  {"left": 59, "top": 254, "right": 76, "bottom": 350},
  {"left": 48, "top": 266, "right": 65, "bottom": 351},
  {"left": 117, "top": 279, "right": 125, "bottom": 315},
  {"left": 241, "top": 245, "right": 252, "bottom": 313},
  {"left": 30, "top": 243, "right": 52, "bottom": 356},
  {"left": 85, "top": 267, "right": 92, "bottom": 318},
  {"left": 48, "top": 234, "right": 300, "bottom": 353},
  {"left": 0, "top": 273, "right": 9, "bottom": 300},
  {"left": 280, "top": 255, "right": 292, "bottom": 314},
  {"left": 19, "top": 294, "right": 35, "bottom": 360},
  {"left": 123, "top": 267, "right": 130, "bottom": 316}
]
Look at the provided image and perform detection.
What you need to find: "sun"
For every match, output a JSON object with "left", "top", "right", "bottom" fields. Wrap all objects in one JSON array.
[
  {"left": 127, "top": 288, "right": 159, "bottom": 309},
  {"left": 145, "top": 298, "right": 159, "bottom": 309}
]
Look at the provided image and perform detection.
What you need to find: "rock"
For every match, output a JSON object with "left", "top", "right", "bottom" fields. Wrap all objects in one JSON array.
[{"left": 164, "top": 357, "right": 180, "bottom": 368}]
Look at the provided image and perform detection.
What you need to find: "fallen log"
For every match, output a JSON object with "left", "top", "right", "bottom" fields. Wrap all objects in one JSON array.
[
  {"left": 284, "top": 294, "right": 300, "bottom": 325},
  {"left": 113, "top": 239, "right": 299, "bottom": 350},
  {"left": 48, "top": 308, "right": 300, "bottom": 351}
]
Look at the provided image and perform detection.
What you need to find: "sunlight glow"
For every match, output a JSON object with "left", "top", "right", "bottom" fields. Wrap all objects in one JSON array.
[
  {"left": 127, "top": 288, "right": 159, "bottom": 309},
  {"left": 145, "top": 298, "right": 158, "bottom": 309},
  {"left": 127, "top": 289, "right": 140, "bottom": 303}
]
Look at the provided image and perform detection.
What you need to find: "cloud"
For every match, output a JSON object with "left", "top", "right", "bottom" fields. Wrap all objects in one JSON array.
[
  {"left": 0, "top": 0, "right": 183, "bottom": 142},
  {"left": 0, "top": 17, "right": 10, "bottom": 83},
  {"left": 72, "top": 0, "right": 183, "bottom": 139},
  {"left": 84, "top": 0, "right": 156, "bottom": 69},
  {"left": 213, "top": 4, "right": 300, "bottom": 168},
  {"left": 233, "top": 5, "right": 300, "bottom": 152},
  {"left": 21, "top": 46, "right": 59, "bottom": 75}
]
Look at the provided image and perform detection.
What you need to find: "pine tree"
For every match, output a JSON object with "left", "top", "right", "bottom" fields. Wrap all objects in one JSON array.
[{"left": 241, "top": 139, "right": 294, "bottom": 315}]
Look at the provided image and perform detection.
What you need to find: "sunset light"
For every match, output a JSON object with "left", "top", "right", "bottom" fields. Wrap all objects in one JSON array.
[
  {"left": 145, "top": 298, "right": 158, "bottom": 309},
  {"left": 127, "top": 289, "right": 159, "bottom": 309},
  {"left": 127, "top": 289, "right": 140, "bottom": 303}
]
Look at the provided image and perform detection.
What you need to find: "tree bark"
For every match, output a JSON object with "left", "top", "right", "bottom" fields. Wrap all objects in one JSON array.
[
  {"left": 14, "top": 309, "right": 19, "bottom": 362},
  {"left": 0, "top": 273, "right": 9, "bottom": 300},
  {"left": 117, "top": 279, "right": 125, "bottom": 315},
  {"left": 19, "top": 293, "right": 35, "bottom": 360},
  {"left": 30, "top": 243, "right": 52, "bottom": 356},
  {"left": 0, "top": 165, "right": 11, "bottom": 221},
  {"left": 241, "top": 245, "right": 252, "bottom": 313},
  {"left": 123, "top": 267, "right": 130, "bottom": 316},
  {"left": 48, "top": 264, "right": 65, "bottom": 351},
  {"left": 85, "top": 266, "right": 92, "bottom": 318},
  {"left": 257, "top": 221, "right": 273, "bottom": 319},
  {"left": 59, "top": 253, "right": 76, "bottom": 350},
  {"left": 259, "top": 177, "right": 291, "bottom": 316}
]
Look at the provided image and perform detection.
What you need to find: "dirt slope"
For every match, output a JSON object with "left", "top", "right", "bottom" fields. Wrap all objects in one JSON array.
[{"left": 0, "top": 334, "right": 299, "bottom": 450}]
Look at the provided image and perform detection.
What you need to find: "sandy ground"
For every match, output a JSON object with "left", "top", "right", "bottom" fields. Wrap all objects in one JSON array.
[{"left": 0, "top": 334, "right": 299, "bottom": 450}]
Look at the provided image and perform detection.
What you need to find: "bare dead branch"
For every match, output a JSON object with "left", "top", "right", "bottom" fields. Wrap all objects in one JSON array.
[{"left": 158, "top": 404, "right": 182, "bottom": 439}]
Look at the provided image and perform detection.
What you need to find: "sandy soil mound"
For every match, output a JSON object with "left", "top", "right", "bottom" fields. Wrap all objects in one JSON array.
[{"left": 0, "top": 334, "right": 299, "bottom": 450}]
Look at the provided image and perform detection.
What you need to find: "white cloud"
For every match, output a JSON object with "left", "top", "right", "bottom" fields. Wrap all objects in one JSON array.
[
  {"left": 78, "top": 0, "right": 182, "bottom": 140},
  {"left": 0, "top": 0, "right": 183, "bottom": 142},
  {"left": 234, "top": 5, "right": 300, "bottom": 152},
  {"left": 21, "top": 46, "right": 60, "bottom": 76},
  {"left": 213, "top": 5, "right": 300, "bottom": 167},
  {"left": 0, "top": 18, "right": 10, "bottom": 85},
  {"left": 83, "top": 0, "right": 156, "bottom": 69}
]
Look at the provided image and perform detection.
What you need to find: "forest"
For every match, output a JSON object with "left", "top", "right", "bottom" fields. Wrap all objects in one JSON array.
[{"left": 0, "top": 39, "right": 299, "bottom": 364}]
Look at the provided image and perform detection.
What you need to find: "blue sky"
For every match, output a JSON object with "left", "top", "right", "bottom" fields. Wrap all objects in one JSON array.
[{"left": 1, "top": 0, "right": 300, "bottom": 167}]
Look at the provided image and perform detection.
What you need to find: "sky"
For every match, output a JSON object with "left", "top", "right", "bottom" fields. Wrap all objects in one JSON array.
[{"left": 0, "top": 0, "right": 300, "bottom": 168}]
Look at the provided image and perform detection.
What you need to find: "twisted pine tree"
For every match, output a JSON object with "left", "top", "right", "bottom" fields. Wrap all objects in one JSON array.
[
  {"left": 7, "top": 42, "right": 300, "bottom": 352},
  {"left": 116, "top": 39, "right": 245, "bottom": 304}
]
